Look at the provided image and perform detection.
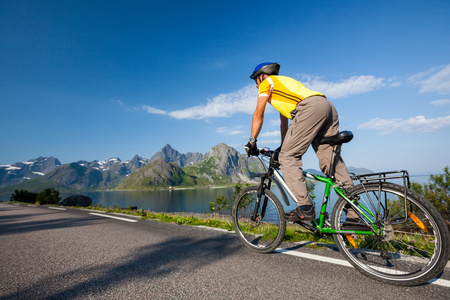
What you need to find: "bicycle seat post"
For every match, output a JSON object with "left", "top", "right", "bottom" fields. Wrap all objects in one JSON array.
[
  {"left": 328, "top": 145, "right": 341, "bottom": 182},
  {"left": 319, "top": 131, "right": 354, "bottom": 183}
]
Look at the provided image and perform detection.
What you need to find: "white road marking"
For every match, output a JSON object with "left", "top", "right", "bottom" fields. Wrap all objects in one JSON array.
[
  {"left": 89, "top": 212, "right": 138, "bottom": 223},
  {"left": 274, "top": 248, "right": 352, "bottom": 267},
  {"left": 48, "top": 207, "right": 67, "bottom": 211},
  {"left": 275, "top": 248, "right": 450, "bottom": 288},
  {"left": 428, "top": 277, "right": 450, "bottom": 287},
  {"left": 196, "top": 226, "right": 235, "bottom": 233}
]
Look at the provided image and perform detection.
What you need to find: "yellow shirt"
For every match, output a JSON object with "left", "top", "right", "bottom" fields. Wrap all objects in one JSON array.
[{"left": 259, "top": 75, "right": 325, "bottom": 119}]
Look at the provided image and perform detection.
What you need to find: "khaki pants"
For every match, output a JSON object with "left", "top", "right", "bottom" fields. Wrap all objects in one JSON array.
[{"left": 279, "top": 96, "right": 357, "bottom": 218}]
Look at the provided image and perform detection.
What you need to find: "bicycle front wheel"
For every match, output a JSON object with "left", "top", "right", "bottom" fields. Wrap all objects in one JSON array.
[
  {"left": 232, "top": 186, "right": 286, "bottom": 253},
  {"left": 331, "top": 182, "right": 450, "bottom": 286}
]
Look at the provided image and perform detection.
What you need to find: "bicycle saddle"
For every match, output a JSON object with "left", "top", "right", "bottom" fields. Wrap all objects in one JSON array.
[{"left": 319, "top": 131, "right": 353, "bottom": 146}]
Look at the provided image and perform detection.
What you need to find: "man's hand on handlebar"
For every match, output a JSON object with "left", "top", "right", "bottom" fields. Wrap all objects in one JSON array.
[
  {"left": 244, "top": 141, "right": 259, "bottom": 157},
  {"left": 273, "top": 145, "right": 282, "bottom": 164}
]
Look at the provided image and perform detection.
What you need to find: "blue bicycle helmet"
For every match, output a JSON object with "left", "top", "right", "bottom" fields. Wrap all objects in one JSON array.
[{"left": 250, "top": 62, "right": 280, "bottom": 80}]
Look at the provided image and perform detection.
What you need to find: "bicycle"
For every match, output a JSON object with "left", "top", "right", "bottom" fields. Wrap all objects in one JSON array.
[{"left": 232, "top": 130, "right": 450, "bottom": 286}]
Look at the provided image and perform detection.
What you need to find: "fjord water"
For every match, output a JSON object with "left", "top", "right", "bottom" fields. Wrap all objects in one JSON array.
[
  {"left": 61, "top": 185, "right": 328, "bottom": 214},
  {"left": 60, "top": 187, "right": 236, "bottom": 213}
]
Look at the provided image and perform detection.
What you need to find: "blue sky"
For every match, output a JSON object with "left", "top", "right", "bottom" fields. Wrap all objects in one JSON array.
[{"left": 1, "top": 0, "right": 449, "bottom": 175}]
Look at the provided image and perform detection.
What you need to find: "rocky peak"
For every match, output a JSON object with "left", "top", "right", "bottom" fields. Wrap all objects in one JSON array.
[
  {"left": 150, "top": 144, "right": 204, "bottom": 167},
  {"left": 0, "top": 156, "right": 62, "bottom": 188},
  {"left": 208, "top": 143, "right": 241, "bottom": 160},
  {"left": 206, "top": 143, "right": 241, "bottom": 173},
  {"left": 28, "top": 157, "right": 62, "bottom": 173},
  {"left": 182, "top": 143, "right": 254, "bottom": 184},
  {"left": 150, "top": 144, "right": 182, "bottom": 163},
  {"left": 117, "top": 158, "right": 194, "bottom": 189},
  {"left": 127, "top": 154, "right": 149, "bottom": 172}
]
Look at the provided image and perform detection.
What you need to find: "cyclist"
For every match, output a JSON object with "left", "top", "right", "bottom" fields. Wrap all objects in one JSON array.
[{"left": 245, "top": 62, "right": 361, "bottom": 223}]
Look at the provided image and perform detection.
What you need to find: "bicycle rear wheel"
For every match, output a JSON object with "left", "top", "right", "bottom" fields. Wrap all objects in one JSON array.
[
  {"left": 331, "top": 182, "right": 450, "bottom": 286},
  {"left": 232, "top": 186, "right": 286, "bottom": 253}
]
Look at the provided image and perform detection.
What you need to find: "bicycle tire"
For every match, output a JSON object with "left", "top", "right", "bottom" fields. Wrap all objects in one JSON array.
[
  {"left": 232, "top": 186, "right": 286, "bottom": 253},
  {"left": 331, "top": 182, "right": 450, "bottom": 286}
]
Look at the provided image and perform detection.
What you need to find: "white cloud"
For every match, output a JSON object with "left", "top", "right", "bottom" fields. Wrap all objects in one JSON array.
[
  {"left": 300, "top": 75, "right": 385, "bottom": 98},
  {"left": 142, "top": 105, "right": 167, "bottom": 115},
  {"left": 387, "top": 77, "right": 402, "bottom": 87},
  {"left": 258, "top": 139, "right": 281, "bottom": 146},
  {"left": 409, "top": 64, "right": 450, "bottom": 94},
  {"left": 213, "top": 60, "right": 227, "bottom": 68},
  {"left": 167, "top": 85, "right": 257, "bottom": 120},
  {"left": 216, "top": 126, "right": 244, "bottom": 135},
  {"left": 269, "top": 119, "right": 280, "bottom": 126},
  {"left": 429, "top": 99, "right": 450, "bottom": 106},
  {"left": 260, "top": 130, "right": 280, "bottom": 137},
  {"left": 140, "top": 74, "right": 387, "bottom": 120},
  {"left": 358, "top": 115, "right": 450, "bottom": 134},
  {"left": 112, "top": 100, "right": 124, "bottom": 106}
]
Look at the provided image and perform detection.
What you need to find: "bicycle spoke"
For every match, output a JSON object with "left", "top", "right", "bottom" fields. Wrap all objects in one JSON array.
[
  {"left": 232, "top": 186, "right": 286, "bottom": 253},
  {"left": 332, "top": 182, "right": 449, "bottom": 285}
]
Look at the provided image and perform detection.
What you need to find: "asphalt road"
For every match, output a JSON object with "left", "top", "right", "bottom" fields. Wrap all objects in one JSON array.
[{"left": 1, "top": 202, "right": 449, "bottom": 299}]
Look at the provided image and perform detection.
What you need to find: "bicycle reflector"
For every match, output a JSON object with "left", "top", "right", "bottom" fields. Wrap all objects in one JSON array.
[
  {"left": 345, "top": 234, "right": 358, "bottom": 249},
  {"left": 408, "top": 212, "right": 428, "bottom": 233}
]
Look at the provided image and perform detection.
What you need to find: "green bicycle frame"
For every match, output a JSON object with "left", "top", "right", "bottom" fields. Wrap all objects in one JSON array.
[
  {"left": 304, "top": 172, "right": 378, "bottom": 236},
  {"left": 255, "top": 154, "right": 380, "bottom": 236}
]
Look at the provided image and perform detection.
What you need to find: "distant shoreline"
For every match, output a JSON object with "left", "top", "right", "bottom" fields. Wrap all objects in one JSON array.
[{"left": 110, "top": 184, "right": 234, "bottom": 192}]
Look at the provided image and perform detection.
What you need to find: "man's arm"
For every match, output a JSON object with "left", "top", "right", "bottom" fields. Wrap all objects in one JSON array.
[
  {"left": 280, "top": 114, "right": 288, "bottom": 144},
  {"left": 250, "top": 95, "right": 269, "bottom": 142}
]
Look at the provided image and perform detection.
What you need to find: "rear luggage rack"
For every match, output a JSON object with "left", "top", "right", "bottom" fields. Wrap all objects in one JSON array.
[
  {"left": 350, "top": 170, "right": 410, "bottom": 189},
  {"left": 350, "top": 170, "right": 411, "bottom": 224}
]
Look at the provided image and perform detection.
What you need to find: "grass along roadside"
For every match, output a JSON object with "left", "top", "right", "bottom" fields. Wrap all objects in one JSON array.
[
  {"left": 6, "top": 201, "right": 445, "bottom": 256},
  {"left": 3, "top": 201, "right": 334, "bottom": 246},
  {"left": 84, "top": 204, "right": 335, "bottom": 245},
  {"left": 59, "top": 204, "right": 450, "bottom": 255},
  {"left": 6, "top": 201, "right": 443, "bottom": 254}
]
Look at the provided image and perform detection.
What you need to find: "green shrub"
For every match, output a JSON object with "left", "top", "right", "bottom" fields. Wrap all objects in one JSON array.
[
  {"left": 10, "top": 189, "right": 38, "bottom": 204},
  {"left": 411, "top": 166, "right": 449, "bottom": 221},
  {"left": 36, "top": 188, "right": 61, "bottom": 205},
  {"left": 306, "top": 180, "right": 316, "bottom": 201},
  {"left": 209, "top": 182, "right": 249, "bottom": 214},
  {"left": 209, "top": 194, "right": 230, "bottom": 214}
]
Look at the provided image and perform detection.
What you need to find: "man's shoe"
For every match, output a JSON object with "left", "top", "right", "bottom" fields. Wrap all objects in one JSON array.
[
  {"left": 284, "top": 205, "right": 316, "bottom": 222},
  {"left": 342, "top": 218, "right": 371, "bottom": 231}
]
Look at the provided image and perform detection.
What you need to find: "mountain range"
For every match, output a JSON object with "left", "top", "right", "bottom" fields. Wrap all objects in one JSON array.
[
  {"left": 0, "top": 157, "right": 62, "bottom": 188},
  {"left": 0, "top": 144, "right": 265, "bottom": 193},
  {"left": 0, "top": 143, "right": 373, "bottom": 194}
]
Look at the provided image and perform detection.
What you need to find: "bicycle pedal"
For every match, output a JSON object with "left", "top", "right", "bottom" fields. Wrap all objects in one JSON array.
[{"left": 293, "top": 220, "right": 307, "bottom": 225}]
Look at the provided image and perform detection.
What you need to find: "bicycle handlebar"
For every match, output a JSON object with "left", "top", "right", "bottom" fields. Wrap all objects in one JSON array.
[
  {"left": 243, "top": 144, "right": 274, "bottom": 158},
  {"left": 258, "top": 147, "right": 274, "bottom": 157}
]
